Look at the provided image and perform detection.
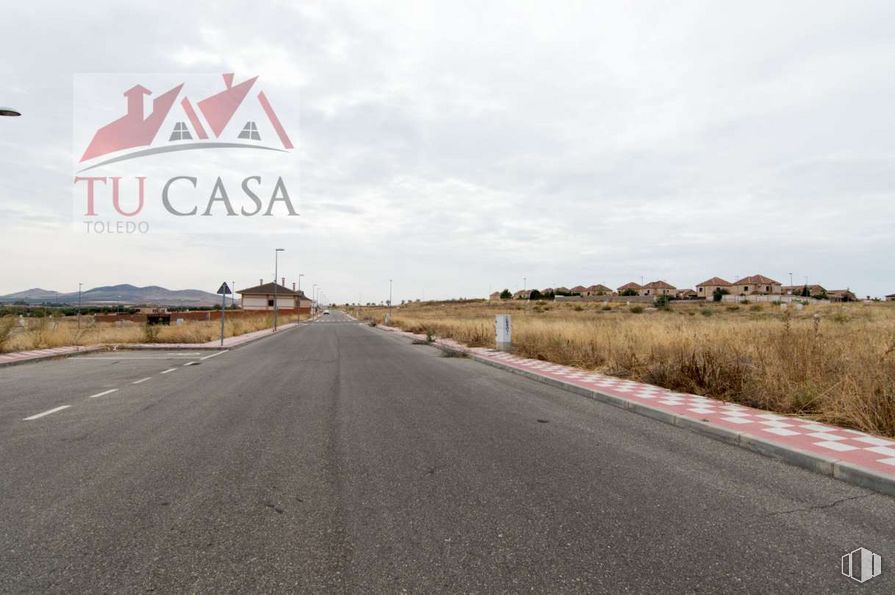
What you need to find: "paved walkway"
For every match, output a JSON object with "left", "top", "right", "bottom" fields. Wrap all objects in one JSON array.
[
  {"left": 379, "top": 325, "right": 895, "bottom": 496},
  {"left": 0, "top": 320, "right": 310, "bottom": 367},
  {"left": 0, "top": 345, "right": 104, "bottom": 367}
]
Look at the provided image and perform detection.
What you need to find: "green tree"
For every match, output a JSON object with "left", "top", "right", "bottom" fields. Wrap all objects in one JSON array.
[
  {"left": 529, "top": 289, "right": 542, "bottom": 300},
  {"left": 621, "top": 288, "right": 638, "bottom": 297},
  {"left": 712, "top": 287, "right": 729, "bottom": 302},
  {"left": 499, "top": 289, "right": 512, "bottom": 300}
]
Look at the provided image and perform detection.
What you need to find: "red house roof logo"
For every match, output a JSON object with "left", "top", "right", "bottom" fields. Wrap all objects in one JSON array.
[{"left": 79, "top": 73, "right": 293, "bottom": 170}]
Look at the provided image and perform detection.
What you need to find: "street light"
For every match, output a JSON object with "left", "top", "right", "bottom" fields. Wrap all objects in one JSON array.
[
  {"left": 77, "top": 283, "right": 83, "bottom": 329},
  {"left": 312, "top": 284, "right": 317, "bottom": 316},
  {"left": 297, "top": 273, "right": 305, "bottom": 322},
  {"left": 0, "top": 107, "right": 21, "bottom": 117},
  {"left": 388, "top": 279, "right": 393, "bottom": 322},
  {"left": 273, "top": 248, "right": 284, "bottom": 331}
]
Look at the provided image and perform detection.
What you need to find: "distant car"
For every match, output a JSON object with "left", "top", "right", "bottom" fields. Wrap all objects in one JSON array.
[{"left": 323, "top": 310, "right": 330, "bottom": 315}]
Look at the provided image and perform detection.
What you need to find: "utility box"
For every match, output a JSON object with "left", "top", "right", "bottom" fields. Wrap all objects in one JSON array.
[{"left": 496, "top": 314, "right": 512, "bottom": 352}]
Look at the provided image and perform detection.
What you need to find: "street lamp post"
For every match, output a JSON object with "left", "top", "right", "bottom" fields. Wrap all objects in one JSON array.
[
  {"left": 312, "top": 284, "right": 318, "bottom": 317},
  {"left": 77, "top": 283, "right": 83, "bottom": 330},
  {"left": 388, "top": 279, "right": 393, "bottom": 322},
  {"left": 297, "top": 273, "right": 304, "bottom": 321},
  {"left": 273, "top": 248, "right": 284, "bottom": 331}
]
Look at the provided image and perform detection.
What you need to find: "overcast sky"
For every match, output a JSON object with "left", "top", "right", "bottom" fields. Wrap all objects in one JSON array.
[{"left": 1, "top": 0, "right": 894, "bottom": 302}]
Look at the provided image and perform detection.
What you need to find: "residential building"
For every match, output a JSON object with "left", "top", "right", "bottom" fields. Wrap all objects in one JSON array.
[
  {"left": 584, "top": 284, "right": 612, "bottom": 297},
  {"left": 489, "top": 291, "right": 502, "bottom": 301},
  {"left": 238, "top": 281, "right": 310, "bottom": 311},
  {"left": 828, "top": 289, "right": 857, "bottom": 302},
  {"left": 887, "top": 294, "right": 895, "bottom": 302},
  {"left": 782, "top": 284, "right": 826, "bottom": 297},
  {"left": 642, "top": 280, "right": 676, "bottom": 297},
  {"left": 730, "top": 275, "right": 782, "bottom": 296},
  {"left": 513, "top": 289, "right": 532, "bottom": 300},
  {"left": 617, "top": 282, "right": 642, "bottom": 296},
  {"left": 570, "top": 285, "right": 587, "bottom": 296},
  {"left": 695, "top": 277, "right": 731, "bottom": 300},
  {"left": 554, "top": 286, "right": 571, "bottom": 295},
  {"left": 677, "top": 289, "right": 698, "bottom": 300}
]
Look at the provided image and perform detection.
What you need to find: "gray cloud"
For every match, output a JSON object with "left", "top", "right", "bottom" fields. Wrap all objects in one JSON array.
[{"left": 1, "top": 0, "right": 894, "bottom": 301}]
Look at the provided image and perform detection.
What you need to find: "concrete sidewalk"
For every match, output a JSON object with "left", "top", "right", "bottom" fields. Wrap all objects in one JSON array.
[
  {"left": 0, "top": 345, "right": 105, "bottom": 368},
  {"left": 0, "top": 318, "right": 317, "bottom": 368},
  {"left": 378, "top": 324, "right": 895, "bottom": 498}
]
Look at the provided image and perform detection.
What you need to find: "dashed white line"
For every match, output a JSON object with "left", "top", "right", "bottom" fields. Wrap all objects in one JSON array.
[
  {"left": 183, "top": 361, "right": 199, "bottom": 367},
  {"left": 161, "top": 368, "right": 177, "bottom": 374},
  {"left": 132, "top": 377, "right": 152, "bottom": 385},
  {"left": 200, "top": 350, "right": 228, "bottom": 361},
  {"left": 88, "top": 388, "right": 119, "bottom": 399},
  {"left": 23, "top": 405, "right": 71, "bottom": 421}
]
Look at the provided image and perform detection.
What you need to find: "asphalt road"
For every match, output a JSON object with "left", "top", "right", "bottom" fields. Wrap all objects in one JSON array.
[{"left": 1, "top": 310, "right": 893, "bottom": 593}]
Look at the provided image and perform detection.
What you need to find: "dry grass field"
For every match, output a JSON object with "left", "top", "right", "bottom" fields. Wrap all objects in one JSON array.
[
  {"left": 357, "top": 299, "right": 895, "bottom": 438},
  {"left": 0, "top": 312, "right": 299, "bottom": 353}
]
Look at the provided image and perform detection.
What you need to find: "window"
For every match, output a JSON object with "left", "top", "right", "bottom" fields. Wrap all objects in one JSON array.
[
  {"left": 744, "top": 286, "right": 749, "bottom": 292},
  {"left": 766, "top": 286, "right": 770, "bottom": 292},
  {"left": 169, "top": 121, "right": 192, "bottom": 141},
  {"left": 238, "top": 121, "right": 261, "bottom": 141},
  {"left": 267, "top": 298, "right": 274, "bottom": 307}
]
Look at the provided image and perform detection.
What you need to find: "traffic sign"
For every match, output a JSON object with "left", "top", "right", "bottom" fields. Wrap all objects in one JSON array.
[{"left": 217, "top": 282, "right": 232, "bottom": 295}]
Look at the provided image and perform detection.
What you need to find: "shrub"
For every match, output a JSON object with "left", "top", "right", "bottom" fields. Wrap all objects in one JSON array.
[
  {"left": 700, "top": 309, "right": 713, "bottom": 317},
  {"left": 621, "top": 289, "right": 638, "bottom": 297},
  {"left": 500, "top": 289, "right": 512, "bottom": 300},
  {"left": 712, "top": 287, "right": 729, "bottom": 302},
  {"left": 142, "top": 323, "right": 161, "bottom": 343},
  {"left": 629, "top": 305, "right": 644, "bottom": 314},
  {"left": 654, "top": 295, "right": 671, "bottom": 310}
]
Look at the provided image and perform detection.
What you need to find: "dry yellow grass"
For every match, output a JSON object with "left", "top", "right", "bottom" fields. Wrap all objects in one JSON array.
[
  {"left": 359, "top": 300, "right": 895, "bottom": 438},
  {"left": 0, "top": 313, "right": 298, "bottom": 352}
]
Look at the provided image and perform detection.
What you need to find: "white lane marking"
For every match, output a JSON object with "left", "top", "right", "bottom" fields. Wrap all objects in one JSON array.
[
  {"left": 160, "top": 368, "right": 177, "bottom": 374},
  {"left": 88, "top": 389, "right": 119, "bottom": 399},
  {"left": 200, "top": 350, "right": 228, "bottom": 361},
  {"left": 132, "top": 377, "right": 152, "bottom": 385},
  {"left": 183, "top": 361, "right": 199, "bottom": 366},
  {"left": 23, "top": 405, "right": 71, "bottom": 421}
]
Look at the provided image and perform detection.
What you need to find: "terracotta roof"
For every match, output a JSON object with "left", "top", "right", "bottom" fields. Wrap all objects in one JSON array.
[
  {"left": 554, "top": 287, "right": 570, "bottom": 293},
  {"left": 238, "top": 282, "right": 304, "bottom": 297},
  {"left": 617, "top": 282, "right": 642, "bottom": 290},
  {"left": 570, "top": 285, "right": 587, "bottom": 292},
  {"left": 696, "top": 277, "right": 731, "bottom": 287},
  {"left": 732, "top": 274, "right": 780, "bottom": 286},
  {"left": 643, "top": 280, "right": 676, "bottom": 290},
  {"left": 587, "top": 284, "right": 612, "bottom": 292}
]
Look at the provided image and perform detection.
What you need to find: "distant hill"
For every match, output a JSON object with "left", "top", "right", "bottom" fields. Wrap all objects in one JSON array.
[{"left": 0, "top": 284, "right": 222, "bottom": 307}]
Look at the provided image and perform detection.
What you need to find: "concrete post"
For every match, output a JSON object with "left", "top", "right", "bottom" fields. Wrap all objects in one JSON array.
[{"left": 496, "top": 314, "right": 512, "bottom": 352}]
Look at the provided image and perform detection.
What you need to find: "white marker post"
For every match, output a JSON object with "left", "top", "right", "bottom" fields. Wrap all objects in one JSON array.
[{"left": 496, "top": 314, "right": 512, "bottom": 352}]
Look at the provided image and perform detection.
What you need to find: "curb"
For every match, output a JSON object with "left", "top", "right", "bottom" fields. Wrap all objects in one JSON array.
[
  {"left": 377, "top": 325, "right": 895, "bottom": 499},
  {"left": 0, "top": 345, "right": 107, "bottom": 369},
  {"left": 0, "top": 317, "right": 321, "bottom": 367}
]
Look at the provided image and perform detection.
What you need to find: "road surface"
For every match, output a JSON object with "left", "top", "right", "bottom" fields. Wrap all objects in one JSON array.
[{"left": 1, "top": 310, "right": 893, "bottom": 593}]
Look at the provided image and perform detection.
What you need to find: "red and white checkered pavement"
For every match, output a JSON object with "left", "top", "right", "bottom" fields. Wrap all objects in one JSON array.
[{"left": 379, "top": 326, "right": 895, "bottom": 481}]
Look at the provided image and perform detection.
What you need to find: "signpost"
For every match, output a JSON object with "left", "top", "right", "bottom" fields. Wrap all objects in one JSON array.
[
  {"left": 496, "top": 314, "right": 512, "bottom": 352},
  {"left": 217, "top": 282, "right": 232, "bottom": 347}
]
